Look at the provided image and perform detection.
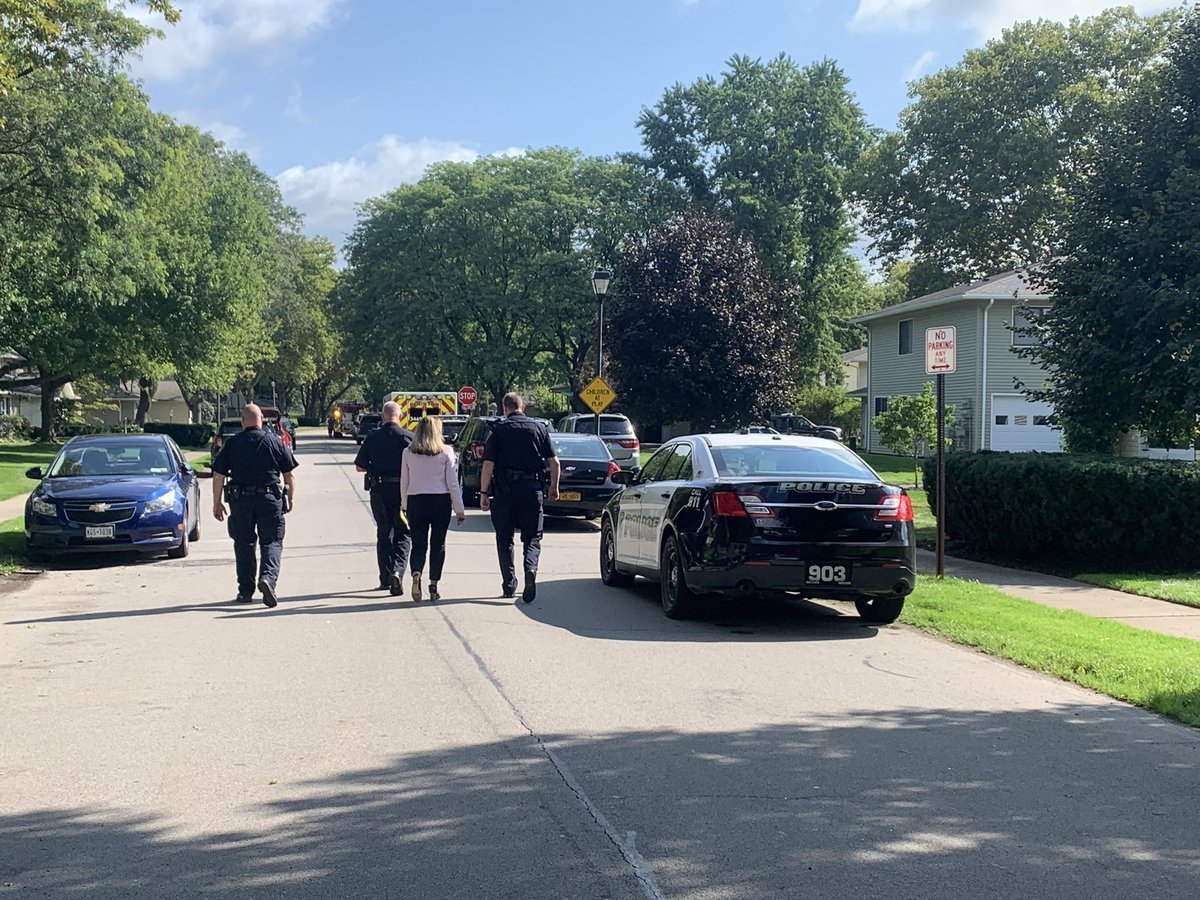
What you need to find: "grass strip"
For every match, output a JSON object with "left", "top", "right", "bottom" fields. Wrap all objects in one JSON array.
[
  {"left": 1075, "top": 573, "right": 1200, "bottom": 610},
  {"left": 902, "top": 575, "right": 1200, "bottom": 727},
  {"left": 0, "top": 442, "right": 58, "bottom": 503},
  {"left": 0, "top": 515, "right": 26, "bottom": 575}
]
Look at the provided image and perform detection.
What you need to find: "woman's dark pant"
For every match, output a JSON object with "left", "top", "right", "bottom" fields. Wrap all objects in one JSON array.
[{"left": 408, "top": 493, "right": 452, "bottom": 580}]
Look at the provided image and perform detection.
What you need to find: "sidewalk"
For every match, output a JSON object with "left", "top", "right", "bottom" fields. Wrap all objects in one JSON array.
[
  {"left": 0, "top": 449, "right": 210, "bottom": 523},
  {"left": 916, "top": 549, "right": 1200, "bottom": 642}
]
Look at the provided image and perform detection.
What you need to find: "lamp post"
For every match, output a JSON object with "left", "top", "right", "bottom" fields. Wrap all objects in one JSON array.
[
  {"left": 591, "top": 268, "right": 611, "bottom": 437},
  {"left": 271, "top": 381, "right": 277, "bottom": 409}
]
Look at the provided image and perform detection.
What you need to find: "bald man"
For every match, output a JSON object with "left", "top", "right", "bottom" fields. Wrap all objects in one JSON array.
[
  {"left": 211, "top": 403, "right": 298, "bottom": 607},
  {"left": 354, "top": 401, "right": 414, "bottom": 595}
]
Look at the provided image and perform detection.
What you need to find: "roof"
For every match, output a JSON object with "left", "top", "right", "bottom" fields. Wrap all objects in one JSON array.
[
  {"left": 110, "top": 379, "right": 186, "bottom": 403},
  {"left": 851, "top": 269, "right": 1053, "bottom": 324},
  {"left": 842, "top": 347, "right": 868, "bottom": 364}
]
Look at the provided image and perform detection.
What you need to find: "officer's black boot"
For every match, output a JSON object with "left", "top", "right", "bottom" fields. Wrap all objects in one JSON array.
[{"left": 522, "top": 570, "right": 536, "bottom": 603}]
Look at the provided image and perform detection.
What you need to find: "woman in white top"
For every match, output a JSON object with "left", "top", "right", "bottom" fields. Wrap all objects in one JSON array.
[{"left": 401, "top": 416, "right": 466, "bottom": 601}]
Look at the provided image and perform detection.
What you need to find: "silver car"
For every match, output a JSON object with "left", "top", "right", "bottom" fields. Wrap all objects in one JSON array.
[{"left": 556, "top": 413, "right": 640, "bottom": 469}]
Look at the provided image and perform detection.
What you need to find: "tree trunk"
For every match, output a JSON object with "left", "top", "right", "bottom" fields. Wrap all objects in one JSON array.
[
  {"left": 135, "top": 377, "right": 154, "bottom": 425},
  {"left": 38, "top": 373, "right": 67, "bottom": 441}
]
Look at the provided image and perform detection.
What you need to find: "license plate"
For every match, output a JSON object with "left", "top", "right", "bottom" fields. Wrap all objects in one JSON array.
[
  {"left": 805, "top": 563, "right": 851, "bottom": 585},
  {"left": 558, "top": 491, "right": 581, "bottom": 502},
  {"left": 85, "top": 525, "right": 115, "bottom": 540}
]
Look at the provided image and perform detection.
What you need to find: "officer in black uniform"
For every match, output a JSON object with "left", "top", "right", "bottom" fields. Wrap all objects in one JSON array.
[
  {"left": 211, "top": 404, "right": 298, "bottom": 608},
  {"left": 354, "top": 400, "right": 413, "bottom": 595},
  {"left": 480, "top": 392, "right": 560, "bottom": 602}
]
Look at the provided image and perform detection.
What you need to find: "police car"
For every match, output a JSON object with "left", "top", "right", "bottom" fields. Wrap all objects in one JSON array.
[{"left": 599, "top": 433, "right": 915, "bottom": 622}]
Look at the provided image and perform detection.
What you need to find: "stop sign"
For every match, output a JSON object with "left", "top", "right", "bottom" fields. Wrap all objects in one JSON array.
[{"left": 458, "top": 386, "right": 477, "bottom": 408}]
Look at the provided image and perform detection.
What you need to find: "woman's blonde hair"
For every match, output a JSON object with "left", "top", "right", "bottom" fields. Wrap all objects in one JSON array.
[{"left": 411, "top": 415, "right": 446, "bottom": 456}]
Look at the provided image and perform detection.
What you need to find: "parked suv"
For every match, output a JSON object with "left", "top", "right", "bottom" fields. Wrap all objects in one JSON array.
[
  {"left": 769, "top": 414, "right": 843, "bottom": 442},
  {"left": 556, "top": 413, "right": 640, "bottom": 469},
  {"left": 355, "top": 413, "right": 383, "bottom": 445},
  {"left": 455, "top": 414, "right": 555, "bottom": 503}
]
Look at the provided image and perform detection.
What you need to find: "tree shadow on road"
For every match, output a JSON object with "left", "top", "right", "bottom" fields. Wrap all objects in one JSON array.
[{"left": 2, "top": 708, "right": 1197, "bottom": 898}]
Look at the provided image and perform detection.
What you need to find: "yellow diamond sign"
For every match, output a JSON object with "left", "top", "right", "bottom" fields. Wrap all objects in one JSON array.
[{"left": 580, "top": 376, "right": 616, "bottom": 415}]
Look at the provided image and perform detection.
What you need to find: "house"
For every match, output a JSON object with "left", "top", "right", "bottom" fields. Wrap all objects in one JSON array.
[
  {"left": 851, "top": 270, "right": 1061, "bottom": 455},
  {"left": 97, "top": 380, "right": 192, "bottom": 427}
]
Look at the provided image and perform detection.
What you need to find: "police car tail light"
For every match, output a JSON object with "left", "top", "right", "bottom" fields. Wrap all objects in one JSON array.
[
  {"left": 714, "top": 491, "right": 774, "bottom": 518},
  {"left": 471, "top": 443, "right": 486, "bottom": 460},
  {"left": 874, "top": 495, "right": 914, "bottom": 522},
  {"left": 738, "top": 493, "right": 775, "bottom": 518}
]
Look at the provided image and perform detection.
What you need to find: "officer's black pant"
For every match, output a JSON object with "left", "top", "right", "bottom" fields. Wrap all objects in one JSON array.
[
  {"left": 227, "top": 494, "right": 285, "bottom": 597},
  {"left": 408, "top": 493, "right": 452, "bottom": 581},
  {"left": 490, "top": 485, "right": 543, "bottom": 593},
  {"left": 370, "top": 488, "right": 411, "bottom": 586}
]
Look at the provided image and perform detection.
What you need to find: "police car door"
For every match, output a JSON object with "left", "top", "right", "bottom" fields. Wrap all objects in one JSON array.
[
  {"left": 638, "top": 441, "right": 694, "bottom": 568},
  {"left": 616, "top": 444, "right": 672, "bottom": 567}
]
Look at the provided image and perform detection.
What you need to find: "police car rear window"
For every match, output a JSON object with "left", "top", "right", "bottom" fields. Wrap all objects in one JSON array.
[
  {"left": 710, "top": 444, "right": 876, "bottom": 480},
  {"left": 573, "top": 418, "right": 633, "bottom": 436}
]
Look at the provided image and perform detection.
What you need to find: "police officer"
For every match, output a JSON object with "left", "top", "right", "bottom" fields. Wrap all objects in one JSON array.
[
  {"left": 355, "top": 400, "right": 413, "bottom": 595},
  {"left": 211, "top": 404, "right": 298, "bottom": 608},
  {"left": 479, "top": 392, "right": 560, "bottom": 602}
]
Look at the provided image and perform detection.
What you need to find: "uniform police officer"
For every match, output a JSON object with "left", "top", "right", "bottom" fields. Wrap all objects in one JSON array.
[
  {"left": 354, "top": 401, "right": 413, "bottom": 595},
  {"left": 211, "top": 404, "right": 298, "bottom": 607},
  {"left": 480, "top": 392, "right": 560, "bottom": 602}
]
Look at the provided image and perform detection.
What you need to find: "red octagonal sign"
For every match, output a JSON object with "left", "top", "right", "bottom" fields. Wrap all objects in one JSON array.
[{"left": 458, "top": 386, "right": 478, "bottom": 409}]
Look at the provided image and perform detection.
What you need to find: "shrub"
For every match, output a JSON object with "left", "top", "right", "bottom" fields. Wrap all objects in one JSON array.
[
  {"left": 141, "top": 422, "right": 215, "bottom": 447},
  {"left": 923, "top": 451, "right": 1200, "bottom": 569},
  {"left": 297, "top": 416, "right": 321, "bottom": 427},
  {"left": 59, "top": 421, "right": 143, "bottom": 438},
  {"left": 0, "top": 414, "right": 32, "bottom": 441},
  {"left": 795, "top": 385, "right": 862, "bottom": 441}
]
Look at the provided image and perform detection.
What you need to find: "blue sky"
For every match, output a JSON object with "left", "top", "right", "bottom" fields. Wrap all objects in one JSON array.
[{"left": 132, "top": 0, "right": 1173, "bottom": 251}]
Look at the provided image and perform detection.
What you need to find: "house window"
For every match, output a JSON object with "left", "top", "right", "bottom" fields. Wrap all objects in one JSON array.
[
  {"left": 995, "top": 415, "right": 1008, "bottom": 426},
  {"left": 874, "top": 397, "right": 889, "bottom": 416},
  {"left": 0, "top": 396, "right": 9, "bottom": 415},
  {"left": 898, "top": 319, "right": 913, "bottom": 355},
  {"left": 1012, "top": 306, "right": 1048, "bottom": 347}
]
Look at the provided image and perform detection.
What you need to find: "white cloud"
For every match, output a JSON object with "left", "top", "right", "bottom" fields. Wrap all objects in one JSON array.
[
  {"left": 134, "top": 0, "right": 344, "bottom": 80},
  {"left": 851, "top": 0, "right": 1175, "bottom": 39},
  {"left": 904, "top": 50, "right": 936, "bottom": 82},
  {"left": 284, "top": 84, "right": 306, "bottom": 123},
  {"left": 172, "top": 111, "right": 255, "bottom": 154},
  {"left": 276, "top": 136, "right": 480, "bottom": 242}
]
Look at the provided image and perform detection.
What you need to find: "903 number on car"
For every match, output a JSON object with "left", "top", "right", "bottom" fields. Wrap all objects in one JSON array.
[{"left": 806, "top": 564, "right": 850, "bottom": 585}]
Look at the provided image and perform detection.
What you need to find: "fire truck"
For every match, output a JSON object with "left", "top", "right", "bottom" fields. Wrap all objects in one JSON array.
[
  {"left": 327, "top": 401, "right": 365, "bottom": 438},
  {"left": 381, "top": 391, "right": 460, "bottom": 430}
]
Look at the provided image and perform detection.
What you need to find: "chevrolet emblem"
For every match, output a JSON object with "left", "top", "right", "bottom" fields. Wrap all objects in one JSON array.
[{"left": 89, "top": 503, "right": 110, "bottom": 513}]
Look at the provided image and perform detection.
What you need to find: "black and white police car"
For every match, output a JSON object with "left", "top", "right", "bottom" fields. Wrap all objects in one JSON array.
[{"left": 599, "top": 433, "right": 915, "bottom": 622}]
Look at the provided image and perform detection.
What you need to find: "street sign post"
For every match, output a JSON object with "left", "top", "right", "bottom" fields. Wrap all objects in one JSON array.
[
  {"left": 580, "top": 376, "right": 616, "bottom": 415},
  {"left": 458, "top": 386, "right": 477, "bottom": 410},
  {"left": 925, "top": 326, "right": 955, "bottom": 578}
]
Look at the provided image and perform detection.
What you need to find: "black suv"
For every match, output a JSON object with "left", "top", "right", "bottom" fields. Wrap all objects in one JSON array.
[
  {"left": 769, "top": 414, "right": 843, "bottom": 442},
  {"left": 455, "top": 415, "right": 554, "bottom": 503},
  {"left": 355, "top": 414, "right": 383, "bottom": 445}
]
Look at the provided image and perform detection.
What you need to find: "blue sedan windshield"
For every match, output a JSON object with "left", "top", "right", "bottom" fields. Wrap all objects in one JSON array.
[{"left": 50, "top": 444, "right": 175, "bottom": 477}]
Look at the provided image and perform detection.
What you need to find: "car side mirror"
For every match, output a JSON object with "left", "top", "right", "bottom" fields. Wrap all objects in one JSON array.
[
  {"left": 25, "top": 466, "right": 43, "bottom": 480},
  {"left": 612, "top": 469, "right": 634, "bottom": 485}
]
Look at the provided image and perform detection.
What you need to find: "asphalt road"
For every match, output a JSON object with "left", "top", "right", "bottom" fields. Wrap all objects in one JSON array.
[{"left": 2, "top": 435, "right": 1198, "bottom": 899}]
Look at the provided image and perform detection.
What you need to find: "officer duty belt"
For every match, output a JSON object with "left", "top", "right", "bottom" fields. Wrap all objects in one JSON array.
[{"left": 374, "top": 475, "right": 402, "bottom": 484}]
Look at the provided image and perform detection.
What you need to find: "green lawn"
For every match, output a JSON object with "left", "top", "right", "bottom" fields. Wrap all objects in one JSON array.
[
  {"left": 858, "top": 451, "right": 924, "bottom": 487},
  {"left": 903, "top": 575, "right": 1200, "bottom": 727},
  {"left": 0, "top": 515, "right": 25, "bottom": 574},
  {"left": 0, "top": 442, "right": 58, "bottom": 503},
  {"left": 1074, "top": 573, "right": 1200, "bottom": 610}
]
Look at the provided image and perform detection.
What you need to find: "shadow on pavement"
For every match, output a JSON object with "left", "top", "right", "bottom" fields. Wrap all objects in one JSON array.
[{"left": 3, "top": 709, "right": 1197, "bottom": 898}]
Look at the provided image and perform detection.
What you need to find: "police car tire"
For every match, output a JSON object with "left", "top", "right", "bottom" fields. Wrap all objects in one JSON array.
[
  {"left": 855, "top": 596, "right": 904, "bottom": 624},
  {"left": 659, "top": 533, "right": 696, "bottom": 619},
  {"left": 600, "top": 518, "right": 634, "bottom": 588}
]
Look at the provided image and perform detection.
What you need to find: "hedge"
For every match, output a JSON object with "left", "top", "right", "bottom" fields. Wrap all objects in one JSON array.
[
  {"left": 923, "top": 451, "right": 1200, "bottom": 569},
  {"left": 141, "top": 422, "right": 215, "bottom": 447},
  {"left": 0, "top": 414, "right": 32, "bottom": 440},
  {"left": 297, "top": 416, "right": 322, "bottom": 427},
  {"left": 59, "top": 422, "right": 142, "bottom": 437}
]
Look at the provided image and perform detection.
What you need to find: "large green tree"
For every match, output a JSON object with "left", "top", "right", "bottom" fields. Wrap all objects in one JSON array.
[
  {"left": 637, "top": 54, "right": 871, "bottom": 383},
  {"left": 1025, "top": 8, "right": 1200, "bottom": 452},
  {"left": 853, "top": 7, "right": 1178, "bottom": 294},
  {"left": 339, "top": 148, "right": 680, "bottom": 407},
  {"left": 606, "top": 208, "right": 798, "bottom": 428}
]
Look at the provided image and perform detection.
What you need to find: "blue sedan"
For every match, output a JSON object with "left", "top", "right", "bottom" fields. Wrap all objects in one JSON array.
[{"left": 24, "top": 434, "right": 202, "bottom": 560}]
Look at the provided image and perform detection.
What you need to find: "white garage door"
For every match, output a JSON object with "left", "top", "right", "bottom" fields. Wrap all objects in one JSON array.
[{"left": 990, "top": 396, "right": 1063, "bottom": 452}]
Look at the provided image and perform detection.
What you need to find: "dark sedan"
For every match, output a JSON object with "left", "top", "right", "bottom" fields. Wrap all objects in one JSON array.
[
  {"left": 25, "top": 434, "right": 202, "bottom": 560},
  {"left": 599, "top": 433, "right": 915, "bottom": 622},
  {"left": 544, "top": 433, "right": 623, "bottom": 519}
]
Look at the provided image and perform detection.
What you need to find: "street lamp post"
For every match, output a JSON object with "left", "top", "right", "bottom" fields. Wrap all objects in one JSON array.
[
  {"left": 271, "top": 381, "right": 277, "bottom": 409},
  {"left": 591, "top": 268, "right": 611, "bottom": 437}
]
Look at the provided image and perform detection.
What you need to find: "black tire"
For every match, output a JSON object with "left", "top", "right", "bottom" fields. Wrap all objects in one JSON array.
[
  {"left": 167, "top": 527, "right": 189, "bottom": 559},
  {"left": 600, "top": 517, "right": 634, "bottom": 587},
  {"left": 855, "top": 596, "right": 904, "bottom": 624},
  {"left": 24, "top": 542, "right": 49, "bottom": 564},
  {"left": 460, "top": 472, "right": 477, "bottom": 506},
  {"left": 659, "top": 533, "right": 696, "bottom": 619},
  {"left": 188, "top": 508, "right": 201, "bottom": 543},
  {"left": 584, "top": 512, "right": 599, "bottom": 521}
]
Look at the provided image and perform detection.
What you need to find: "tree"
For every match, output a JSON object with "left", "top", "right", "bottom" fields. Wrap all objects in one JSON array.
[
  {"left": 872, "top": 383, "right": 954, "bottom": 485},
  {"left": 853, "top": 8, "right": 1178, "bottom": 291},
  {"left": 1025, "top": 8, "right": 1200, "bottom": 452},
  {"left": 606, "top": 208, "right": 798, "bottom": 428},
  {"left": 637, "top": 54, "right": 871, "bottom": 383}
]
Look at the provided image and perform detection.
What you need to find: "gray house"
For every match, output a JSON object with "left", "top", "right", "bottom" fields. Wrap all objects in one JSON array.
[{"left": 851, "top": 270, "right": 1061, "bottom": 454}]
